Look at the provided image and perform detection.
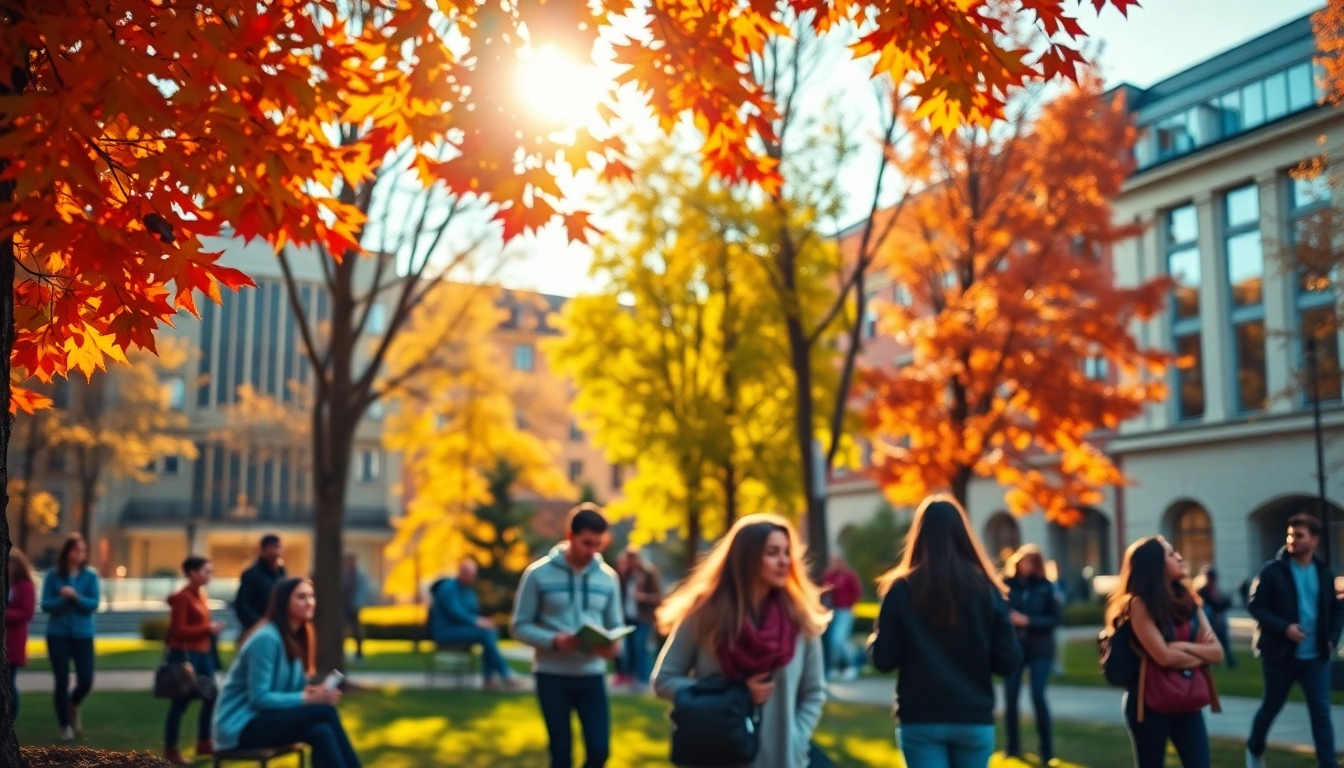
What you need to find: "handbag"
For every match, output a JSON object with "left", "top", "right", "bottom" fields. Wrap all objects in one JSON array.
[
  {"left": 1134, "top": 619, "right": 1222, "bottom": 721},
  {"left": 153, "top": 648, "right": 200, "bottom": 700},
  {"left": 669, "top": 676, "right": 761, "bottom": 766}
]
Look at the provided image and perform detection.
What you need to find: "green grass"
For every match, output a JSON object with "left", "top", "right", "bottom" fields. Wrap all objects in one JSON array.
[
  {"left": 1057, "top": 638, "right": 1344, "bottom": 705},
  {"left": 14, "top": 689, "right": 1318, "bottom": 768}
]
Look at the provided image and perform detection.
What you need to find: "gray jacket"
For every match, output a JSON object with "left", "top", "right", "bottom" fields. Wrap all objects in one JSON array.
[
  {"left": 653, "top": 613, "right": 827, "bottom": 768},
  {"left": 511, "top": 544, "right": 624, "bottom": 676}
]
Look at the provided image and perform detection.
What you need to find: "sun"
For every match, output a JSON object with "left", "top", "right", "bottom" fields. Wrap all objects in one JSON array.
[{"left": 516, "top": 45, "right": 607, "bottom": 128}]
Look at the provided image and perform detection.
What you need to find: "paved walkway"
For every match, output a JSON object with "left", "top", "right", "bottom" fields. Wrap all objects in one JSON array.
[
  {"left": 17, "top": 667, "right": 1338, "bottom": 753},
  {"left": 829, "top": 677, "right": 1340, "bottom": 753}
]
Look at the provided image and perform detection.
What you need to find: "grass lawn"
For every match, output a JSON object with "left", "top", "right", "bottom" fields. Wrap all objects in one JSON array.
[
  {"left": 22, "top": 638, "right": 531, "bottom": 676},
  {"left": 1057, "top": 637, "right": 1344, "bottom": 705},
  {"left": 14, "top": 689, "right": 1318, "bottom": 768}
]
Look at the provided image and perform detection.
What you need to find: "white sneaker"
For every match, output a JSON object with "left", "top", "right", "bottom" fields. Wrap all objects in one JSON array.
[
  {"left": 59, "top": 726, "right": 75, "bottom": 742},
  {"left": 1245, "top": 748, "right": 1264, "bottom": 768}
]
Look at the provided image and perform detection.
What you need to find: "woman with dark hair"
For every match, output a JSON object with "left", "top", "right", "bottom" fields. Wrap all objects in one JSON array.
[
  {"left": 40, "top": 533, "right": 100, "bottom": 741},
  {"left": 163, "top": 556, "right": 227, "bottom": 765},
  {"left": 1002, "top": 544, "right": 1061, "bottom": 764},
  {"left": 1106, "top": 537, "right": 1222, "bottom": 768},
  {"left": 653, "top": 514, "right": 829, "bottom": 768},
  {"left": 213, "top": 577, "right": 361, "bottom": 768},
  {"left": 867, "top": 496, "right": 1022, "bottom": 768},
  {"left": 6, "top": 550, "right": 36, "bottom": 720}
]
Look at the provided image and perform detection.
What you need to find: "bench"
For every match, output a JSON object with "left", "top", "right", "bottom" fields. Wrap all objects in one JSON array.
[
  {"left": 212, "top": 744, "right": 305, "bottom": 767},
  {"left": 426, "top": 642, "right": 480, "bottom": 687}
]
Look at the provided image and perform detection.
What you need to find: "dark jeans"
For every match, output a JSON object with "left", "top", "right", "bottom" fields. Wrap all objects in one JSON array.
[
  {"left": 1004, "top": 654, "right": 1053, "bottom": 760},
  {"left": 238, "top": 704, "right": 361, "bottom": 768},
  {"left": 47, "top": 636, "right": 94, "bottom": 728},
  {"left": 164, "top": 649, "right": 215, "bottom": 749},
  {"left": 622, "top": 622, "right": 652, "bottom": 685},
  {"left": 1123, "top": 691, "right": 1210, "bottom": 768},
  {"left": 535, "top": 673, "right": 609, "bottom": 768},
  {"left": 1209, "top": 615, "right": 1235, "bottom": 668},
  {"left": 435, "top": 626, "right": 512, "bottom": 682},
  {"left": 345, "top": 610, "right": 365, "bottom": 658},
  {"left": 1248, "top": 655, "right": 1335, "bottom": 768}
]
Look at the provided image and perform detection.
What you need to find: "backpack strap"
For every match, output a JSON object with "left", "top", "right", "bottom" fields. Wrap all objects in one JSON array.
[{"left": 1136, "top": 653, "right": 1147, "bottom": 723}]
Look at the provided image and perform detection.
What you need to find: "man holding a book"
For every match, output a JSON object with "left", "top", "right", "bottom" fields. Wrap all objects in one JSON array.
[{"left": 512, "top": 504, "right": 626, "bottom": 768}]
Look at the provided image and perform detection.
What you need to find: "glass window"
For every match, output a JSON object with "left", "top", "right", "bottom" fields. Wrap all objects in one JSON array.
[
  {"left": 1173, "top": 506, "right": 1215, "bottom": 573},
  {"left": 1292, "top": 174, "right": 1332, "bottom": 211},
  {"left": 1227, "top": 232, "right": 1265, "bottom": 307},
  {"left": 568, "top": 460, "right": 583, "bottom": 483},
  {"left": 1170, "top": 248, "right": 1202, "bottom": 319},
  {"left": 359, "top": 450, "right": 382, "bottom": 483},
  {"left": 1226, "top": 186, "right": 1259, "bottom": 227},
  {"left": 1176, "top": 332, "right": 1205, "bottom": 420},
  {"left": 1218, "top": 91, "right": 1242, "bottom": 136},
  {"left": 611, "top": 465, "right": 623, "bottom": 492},
  {"left": 1289, "top": 62, "right": 1316, "bottom": 111},
  {"left": 1242, "top": 80, "right": 1266, "bottom": 128},
  {"left": 1302, "top": 308, "right": 1343, "bottom": 403},
  {"left": 1235, "top": 321, "right": 1268, "bottom": 411},
  {"left": 1167, "top": 205, "right": 1198, "bottom": 247},
  {"left": 162, "top": 456, "right": 180, "bottom": 476},
  {"left": 570, "top": 419, "right": 583, "bottom": 441},
  {"left": 366, "top": 304, "right": 387, "bottom": 335},
  {"left": 513, "top": 343, "right": 535, "bottom": 371},
  {"left": 164, "top": 377, "right": 186, "bottom": 411},
  {"left": 1265, "top": 71, "right": 1289, "bottom": 121}
]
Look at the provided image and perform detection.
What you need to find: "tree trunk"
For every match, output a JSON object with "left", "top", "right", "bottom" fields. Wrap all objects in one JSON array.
[
  {"left": 15, "top": 418, "right": 37, "bottom": 552},
  {"left": 723, "top": 458, "right": 738, "bottom": 528},
  {"left": 685, "top": 501, "right": 702, "bottom": 567},
  {"left": 951, "top": 466, "right": 972, "bottom": 511},
  {"left": 0, "top": 52, "right": 26, "bottom": 761},
  {"left": 312, "top": 395, "right": 355, "bottom": 676},
  {"left": 778, "top": 242, "right": 827, "bottom": 581},
  {"left": 78, "top": 480, "right": 95, "bottom": 543}
]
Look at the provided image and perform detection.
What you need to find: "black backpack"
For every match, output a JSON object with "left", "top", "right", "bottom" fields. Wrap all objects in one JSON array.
[
  {"left": 1098, "top": 619, "right": 1142, "bottom": 687},
  {"left": 669, "top": 676, "right": 761, "bottom": 766}
]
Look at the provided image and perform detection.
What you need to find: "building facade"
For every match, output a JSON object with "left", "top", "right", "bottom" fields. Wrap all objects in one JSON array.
[
  {"left": 13, "top": 239, "right": 623, "bottom": 586},
  {"left": 826, "top": 13, "right": 1344, "bottom": 594}
]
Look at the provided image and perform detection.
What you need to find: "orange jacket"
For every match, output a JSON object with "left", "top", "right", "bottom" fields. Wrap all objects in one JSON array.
[{"left": 167, "top": 587, "right": 212, "bottom": 652}]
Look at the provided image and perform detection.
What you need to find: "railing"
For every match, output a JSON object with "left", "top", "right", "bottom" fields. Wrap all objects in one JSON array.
[
  {"left": 120, "top": 502, "right": 392, "bottom": 529},
  {"left": 33, "top": 573, "right": 235, "bottom": 611}
]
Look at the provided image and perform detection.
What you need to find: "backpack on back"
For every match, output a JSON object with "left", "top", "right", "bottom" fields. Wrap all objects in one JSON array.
[{"left": 1097, "top": 619, "right": 1142, "bottom": 687}]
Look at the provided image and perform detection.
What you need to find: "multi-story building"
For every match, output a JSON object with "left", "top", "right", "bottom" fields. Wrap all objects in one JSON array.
[
  {"left": 827, "top": 13, "right": 1344, "bottom": 594},
  {"left": 13, "top": 239, "right": 624, "bottom": 584}
]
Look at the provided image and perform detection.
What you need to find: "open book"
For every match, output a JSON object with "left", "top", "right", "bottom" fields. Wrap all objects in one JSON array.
[{"left": 575, "top": 622, "right": 635, "bottom": 654}]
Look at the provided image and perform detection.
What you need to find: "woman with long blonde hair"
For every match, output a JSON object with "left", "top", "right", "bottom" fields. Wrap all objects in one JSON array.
[
  {"left": 868, "top": 495, "right": 1022, "bottom": 768},
  {"left": 653, "top": 514, "right": 829, "bottom": 768}
]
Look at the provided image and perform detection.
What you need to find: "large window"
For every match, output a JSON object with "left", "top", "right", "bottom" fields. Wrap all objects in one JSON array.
[
  {"left": 1225, "top": 185, "right": 1267, "bottom": 412},
  {"left": 1290, "top": 175, "right": 1342, "bottom": 405},
  {"left": 1171, "top": 504, "right": 1215, "bottom": 574},
  {"left": 1136, "top": 59, "right": 1323, "bottom": 170},
  {"left": 513, "top": 343, "right": 535, "bottom": 372},
  {"left": 1167, "top": 204, "right": 1204, "bottom": 420}
]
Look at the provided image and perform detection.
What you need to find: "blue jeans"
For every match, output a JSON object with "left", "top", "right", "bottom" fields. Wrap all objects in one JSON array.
[
  {"left": 163, "top": 649, "right": 215, "bottom": 749},
  {"left": 47, "top": 636, "right": 94, "bottom": 728},
  {"left": 535, "top": 673, "right": 609, "bottom": 768},
  {"left": 1248, "top": 655, "right": 1335, "bottom": 767},
  {"left": 436, "top": 626, "right": 512, "bottom": 682},
  {"left": 1123, "top": 690, "right": 1209, "bottom": 768},
  {"left": 622, "top": 622, "right": 652, "bottom": 685},
  {"left": 238, "top": 704, "right": 361, "bottom": 768},
  {"left": 898, "top": 722, "right": 996, "bottom": 768},
  {"left": 1004, "top": 655, "right": 1053, "bottom": 760},
  {"left": 825, "top": 608, "right": 856, "bottom": 674}
]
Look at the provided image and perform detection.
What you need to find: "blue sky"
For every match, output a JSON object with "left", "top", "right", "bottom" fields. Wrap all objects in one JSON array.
[{"left": 500, "top": 1, "right": 1327, "bottom": 298}]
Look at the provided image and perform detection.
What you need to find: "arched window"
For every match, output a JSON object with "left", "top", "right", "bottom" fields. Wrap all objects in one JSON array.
[
  {"left": 983, "top": 512, "right": 1022, "bottom": 564},
  {"left": 1172, "top": 504, "right": 1215, "bottom": 573}
]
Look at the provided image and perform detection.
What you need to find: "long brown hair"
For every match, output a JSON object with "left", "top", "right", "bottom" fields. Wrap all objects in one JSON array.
[
  {"left": 8, "top": 549, "right": 34, "bottom": 584},
  {"left": 57, "top": 534, "right": 87, "bottom": 578},
  {"left": 1004, "top": 544, "right": 1046, "bottom": 581},
  {"left": 264, "top": 577, "right": 316, "bottom": 675},
  {"left": 657, "top": 515, "right": 829, "bottom": 651},
  {"left": 877, "top": 495, "right": 1005, "bottom": 628},
  {"left": 1105, "top": 536, "right": 1197, "bottom": 631}
]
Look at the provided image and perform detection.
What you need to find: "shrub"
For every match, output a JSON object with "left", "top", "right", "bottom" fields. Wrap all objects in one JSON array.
[
  {"left": 1062, "top": 601, "right": 1107, "bottom": 627},
  {"left": 139, "top": 615, "right": 171, "bottom": 642}
]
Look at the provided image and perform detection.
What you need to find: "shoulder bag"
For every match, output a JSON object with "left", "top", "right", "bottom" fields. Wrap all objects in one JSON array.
[
  {"left": 669, "top": 676, "right": 761, "bottom": 767},
  {"left": 1134, "top": 619, "right": 1222, "bottom": 721}
]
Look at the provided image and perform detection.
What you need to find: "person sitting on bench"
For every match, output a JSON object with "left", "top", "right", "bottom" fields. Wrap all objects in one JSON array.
[
  {"left": 428, "top": 559, "right": 518, "bottom": 691},
  {"left": 213, "top": 578, "right": 361, "bottom": 768}
]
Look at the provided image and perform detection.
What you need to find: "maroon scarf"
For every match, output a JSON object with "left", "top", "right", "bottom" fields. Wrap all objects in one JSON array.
[{"left": 717, "top": 592, "right": 799, "bottom": 680}]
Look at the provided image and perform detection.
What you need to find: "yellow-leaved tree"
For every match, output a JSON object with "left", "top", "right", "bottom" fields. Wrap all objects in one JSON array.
[{"left": 381, "top": 283, "right": 569, "bottom": 601}]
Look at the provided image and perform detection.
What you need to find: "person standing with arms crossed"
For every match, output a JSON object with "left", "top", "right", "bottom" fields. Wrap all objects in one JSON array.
[
  {"left": 511, "top": 503, "right": 624, "bottom": 768},
  {"left": 1246, "top": 513, "right": 1343, "bottom": 768}
]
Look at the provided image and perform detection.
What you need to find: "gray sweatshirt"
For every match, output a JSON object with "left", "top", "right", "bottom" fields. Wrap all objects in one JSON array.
[{"left": 511, "top": 543, "right": 624, "bottom": 676}]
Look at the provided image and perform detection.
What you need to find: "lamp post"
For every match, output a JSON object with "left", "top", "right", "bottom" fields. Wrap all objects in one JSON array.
[{"left": 1308, "top": 336, "right": 1331, "bottom": 567}]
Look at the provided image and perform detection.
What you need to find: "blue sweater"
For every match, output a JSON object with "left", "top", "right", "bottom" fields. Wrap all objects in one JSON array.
[
  {"left": 40, "top": 568, "right": 100, "bottom": 638},
  {"left": 212, "top": 623, "right": 309, "bottom": 750},
  {"left": 428, "top": 578, "right": 479, "bottom": 642}
]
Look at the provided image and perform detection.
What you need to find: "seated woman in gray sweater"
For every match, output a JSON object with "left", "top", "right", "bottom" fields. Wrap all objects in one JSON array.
[{"left": 652, "top": 514, "right": 829, "bottom": 768}]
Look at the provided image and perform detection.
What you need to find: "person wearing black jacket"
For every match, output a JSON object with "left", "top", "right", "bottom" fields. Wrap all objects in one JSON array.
[
  {"left": 232, "top": 534, "right": 286, "bottom": 634},
  {"left": 1003, "top": 544, "right": 1061, "bottom": 764},
  {"left": 868, "top": 496, "right": 1022, "bottom": 768},
  {"left": 1246, "top": 513, "right": 1343, "bottom": 768},
  {"left": 1194, "top": 566, "right": 1235, "bottom": 668}
]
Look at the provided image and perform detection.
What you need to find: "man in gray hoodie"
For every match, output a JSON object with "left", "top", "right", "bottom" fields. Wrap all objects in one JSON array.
[{"left": 512, "top": 504, "right": 624, "bottom": 768}]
